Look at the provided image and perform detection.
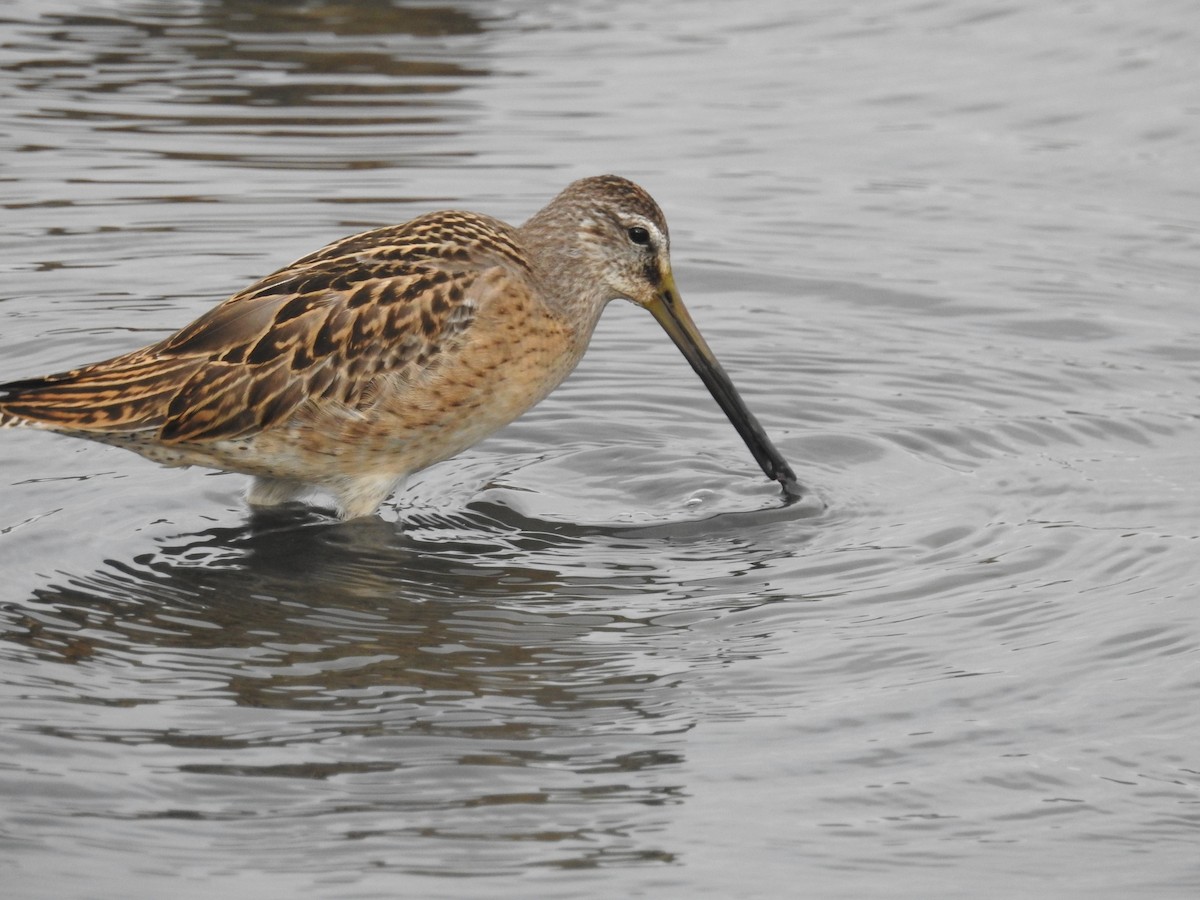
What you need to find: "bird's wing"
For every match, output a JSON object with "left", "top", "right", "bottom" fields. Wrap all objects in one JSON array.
[{"left": 0, "top": 212, "right": 533, "bottom": 443}]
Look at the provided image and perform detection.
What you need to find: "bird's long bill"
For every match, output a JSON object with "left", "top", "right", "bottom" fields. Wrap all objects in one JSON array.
[{"left": 647, "top": 275, "right": 803, "bottom": 499}]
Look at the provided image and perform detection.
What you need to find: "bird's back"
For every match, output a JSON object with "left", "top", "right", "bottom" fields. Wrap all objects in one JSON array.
[{"left": 0, "top": 210, "right": 528, "bottom": 440}]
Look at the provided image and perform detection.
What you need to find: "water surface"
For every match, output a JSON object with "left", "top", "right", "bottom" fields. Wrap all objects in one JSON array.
[{"left": 1, "top": 2, "right": 1198, "bottom": 898}]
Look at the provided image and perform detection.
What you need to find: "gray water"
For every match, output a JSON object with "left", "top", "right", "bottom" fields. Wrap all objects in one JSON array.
[{"left": 1, "top": 1, "right": 1198, "bottom": 897}]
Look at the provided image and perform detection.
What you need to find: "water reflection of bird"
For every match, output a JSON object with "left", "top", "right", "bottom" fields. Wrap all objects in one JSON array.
[{"left": 1, "top": 176, "right": 799, "bottom": 519}]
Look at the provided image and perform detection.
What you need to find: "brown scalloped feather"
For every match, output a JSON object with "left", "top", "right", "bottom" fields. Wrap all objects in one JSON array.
[{"left": 0, "top": 211, "right": 523, "bottom": 442}]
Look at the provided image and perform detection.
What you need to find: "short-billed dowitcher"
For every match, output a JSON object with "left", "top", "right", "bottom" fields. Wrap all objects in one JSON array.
[{"left": 1, "top": 175, "right": 800, "bottom": 519}]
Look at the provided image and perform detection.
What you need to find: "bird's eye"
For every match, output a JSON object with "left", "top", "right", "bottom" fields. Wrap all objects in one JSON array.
[{"left": 627, "top": 226, "right": 651, "bottom": 246}]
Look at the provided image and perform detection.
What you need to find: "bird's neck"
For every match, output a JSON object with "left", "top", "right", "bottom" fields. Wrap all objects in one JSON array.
[{"left": 517, "top": 213, "right": 614, "bottom": 341}]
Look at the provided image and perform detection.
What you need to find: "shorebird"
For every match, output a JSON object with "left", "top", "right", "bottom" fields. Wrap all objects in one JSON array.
[{"left": 0, "top": 175, "right": 800, "bottom": 519}]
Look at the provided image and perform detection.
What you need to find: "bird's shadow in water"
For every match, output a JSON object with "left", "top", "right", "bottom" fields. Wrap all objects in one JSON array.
[
  {"left": 137, "top": 502, "right": 564, "bottom": 604},
  {"left": 10, "top": 505, "right": 595, "bottom": 701},
  {"left": 11, "top": 484, "right": 823, "bottom": 641},
  {"left": 10, "top": 471, "right": 830, "bottom": 641},
  {"left": 0, "top": 488, "right": 832, "bottom": 744}
]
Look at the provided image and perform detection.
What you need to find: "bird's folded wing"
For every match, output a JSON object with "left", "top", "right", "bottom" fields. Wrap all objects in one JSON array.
[{"left": 0, "top": 214, "right": 540, "bottom": 441}]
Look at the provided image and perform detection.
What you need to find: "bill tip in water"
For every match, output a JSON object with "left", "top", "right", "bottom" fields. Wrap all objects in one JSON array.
[{"left": 778, "top": 474, "right": 806, "bottom": 502}]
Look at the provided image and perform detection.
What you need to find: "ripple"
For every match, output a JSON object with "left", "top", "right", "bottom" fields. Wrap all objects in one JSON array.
[
  {"left": 467, "top": 445, "right": 823, "bottom": 529},
  {"left": 4, "top": 0, "right": 1200, "bottom": 895}
]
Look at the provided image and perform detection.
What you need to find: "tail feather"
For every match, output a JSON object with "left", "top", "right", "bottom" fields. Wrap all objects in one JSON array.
[{"left": 0, "top": 354, "right": 202, "bottom": 433}]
